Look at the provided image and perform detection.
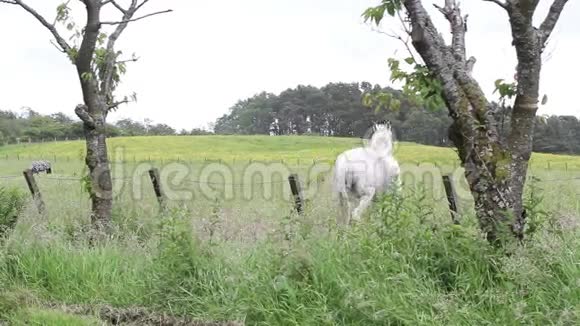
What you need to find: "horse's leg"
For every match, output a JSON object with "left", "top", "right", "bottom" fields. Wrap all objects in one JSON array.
[
  {"left": 338, "top": 190, "right": 352, "bottom": 225},
  {"left": 352, "top": 187, "right": 375, "bottom": 222}
]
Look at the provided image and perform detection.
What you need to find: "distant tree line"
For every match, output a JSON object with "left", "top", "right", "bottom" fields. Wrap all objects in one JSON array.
[
  {"left": 0, "top": 108, "right": 210, "bottom": 145},
  {"left": 2, "top": 84, "right": 578, "bottom": 155},
  {"left": 214, "top": 82, "right": 580, "bottom": 155},
  {"left": 213, "top": 82, "right": 460, "bottom": 147}
]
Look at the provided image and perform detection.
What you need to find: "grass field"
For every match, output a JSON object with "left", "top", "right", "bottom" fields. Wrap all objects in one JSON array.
[
  {"left": 1, "top": 135, "right": 579, "bottom": 325},
  {"left": 2, "top": 135, "right": 580, "bottom": 170}
]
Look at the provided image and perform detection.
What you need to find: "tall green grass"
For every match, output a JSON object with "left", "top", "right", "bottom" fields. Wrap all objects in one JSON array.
[
  {"left": 0, "top": 186, "right": 26, "bottom": 238},
  {"left": 1, "top": 186, "right": 578, "bottom": 325}
]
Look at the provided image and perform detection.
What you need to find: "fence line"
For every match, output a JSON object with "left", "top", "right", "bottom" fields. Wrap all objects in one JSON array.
[
  {"left": 2, "top": 173, "right": 580, "bottom": 185},
  {"left": 0, "top": 154, "right": 331, "bottom": 165},
  {"left": 3, "top": 170, "right": 579, "bottom": 221},
  {"left": 0, "top": 175, "right": 20, "bottom": 180},
  {"left": 0, "top": 174, "right": 292, "bottom": 187},
  {"left": 530, "top": 176, "right": 580, "bottom": 182},
  {"left": 2, "top": 154, "right": 580, "bottom": 173}
]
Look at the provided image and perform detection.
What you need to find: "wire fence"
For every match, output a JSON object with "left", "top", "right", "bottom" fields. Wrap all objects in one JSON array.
[
  {"left": 0, "top": 154, "right": 335, "bottom": 167},
  {"left": 530, "top": 176, "right": 580, "bottom": 183},
  {"left": 3, "top": 154, "right": 580, "bottom": 174},
  {"left": 0, "top": 173, "right": 293, "bottom": 187},
  {"left": 2, "top": 170, "right": 579, "bottom": 219},
  {"left": 2, "top": 172, "right": 580, "bottom": 185}
]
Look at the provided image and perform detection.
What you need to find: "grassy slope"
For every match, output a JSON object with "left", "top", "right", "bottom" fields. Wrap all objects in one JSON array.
[{"left": 1, "top": 135, "right": 579, "bottom": 168}]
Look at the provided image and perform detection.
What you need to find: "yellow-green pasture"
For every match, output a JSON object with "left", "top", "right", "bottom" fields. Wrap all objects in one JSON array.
[
  {"left": 1, "top": 135, "right": 580, "bottom": 170},
  {"left": 1, "top": 135, "right": 579, "bottom": 238}
]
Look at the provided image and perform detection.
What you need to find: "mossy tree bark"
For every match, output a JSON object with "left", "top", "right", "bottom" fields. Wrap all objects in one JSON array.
[{"left": 402, "top": 0, "right": 569, "bottom": 243}]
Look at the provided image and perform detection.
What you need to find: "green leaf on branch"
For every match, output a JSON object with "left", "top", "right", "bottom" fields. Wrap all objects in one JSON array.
[
  {"left": 56, "top": 2, "right": 71, "bottom": 22},
  {"left": 67, "top": 47, "right": 79, "bottom": 63},
  {"left": 117, "top": 62, "right": 127, "bottom": 75},
  {"left": 362, "top": 0, "right": 401, "bottom": 25},
  {"left": 387, "top": 58, "right": 444, "bottom": 111},
  {"left": 363, "top": 89, "right": 402, "bottom": 113},
  {"left": 97, "top": 33, "right": 107, "bottom": 46},
  {"left": 493, "top": 79, "right": 517, "bottom": 100},
  {"left": 81, "top": 72, "right": 93, "bottom": 81}
]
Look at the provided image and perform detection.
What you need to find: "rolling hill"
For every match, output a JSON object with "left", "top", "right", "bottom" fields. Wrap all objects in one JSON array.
[{"left": 0, "top": 135, "right": 579, "bottom": 169}]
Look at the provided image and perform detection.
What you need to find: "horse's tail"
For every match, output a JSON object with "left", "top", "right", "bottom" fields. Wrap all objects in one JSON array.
[
  {"left": 332, "top": 154, "right": 352, "bottom": 222},
  {"left": 332, "top": 154, "right": 347, "bottom": 194}
]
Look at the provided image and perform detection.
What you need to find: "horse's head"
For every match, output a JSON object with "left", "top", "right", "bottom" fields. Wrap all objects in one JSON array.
[{"left": 369, "top": 121, "right": 394, "bottom": 155}]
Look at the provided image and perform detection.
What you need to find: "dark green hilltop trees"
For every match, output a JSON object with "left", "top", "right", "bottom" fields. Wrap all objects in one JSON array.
[{"left": 212, "top": 82, "right": 580, "bottom": 155}]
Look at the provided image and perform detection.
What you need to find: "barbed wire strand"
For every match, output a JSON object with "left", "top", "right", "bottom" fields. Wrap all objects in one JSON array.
[
  {"left": 0, "top": 174, "right": 291, "bottom": 186},
  {"left": 2, "top": 174, "right": 580, "bottom": 185},
  {"left": 530, "top": 176, "right": 580, "bottom": 183},
  {"left": 0, "top": 176, "right": 20, "bottom": 180}
]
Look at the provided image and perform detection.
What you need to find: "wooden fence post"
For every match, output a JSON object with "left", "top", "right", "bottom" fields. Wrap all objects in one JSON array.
[
  {"left": 442, "top": 175, "right": 459, "bottom": 224},
  {"left": 23, "top": 169, "right": 46, "bottom": 215},
  {"left": 148, "top": 168, "right": 167, "bottom": 212},
  {"left": 288, "top": 174, "right": 304, "bottom": 214}
]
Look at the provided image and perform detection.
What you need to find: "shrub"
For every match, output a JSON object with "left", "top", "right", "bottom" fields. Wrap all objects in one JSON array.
[{"left": 0, "top": 186, "right": 26, "bottom": 237}]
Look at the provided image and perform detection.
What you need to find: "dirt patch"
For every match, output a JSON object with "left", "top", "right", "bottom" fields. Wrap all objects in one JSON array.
[{"left": 52, "top": 304, "right": 244, "bottom": 326}]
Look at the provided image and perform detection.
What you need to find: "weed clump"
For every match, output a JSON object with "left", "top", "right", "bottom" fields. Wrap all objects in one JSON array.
[{"left": 0, "top": 186, "right": 26, "bottom": 238}]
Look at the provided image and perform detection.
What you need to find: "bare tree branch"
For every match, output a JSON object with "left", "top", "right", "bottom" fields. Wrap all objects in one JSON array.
[
  {"left": 107, "top": 99, "right": 130, "bottom": 110},
  {"left": 99, "top": 1, "right": 171, "bottom": 98},
  {"left": 2, "top": 0, "right": 72, "bottom": 53},
  {"left": 115, "top": 56, "right": 140, "bottom": 64},
  {"left": 466, "top": 56, "right": 476, "bottom": 75},
  {"left": 135, "top": 0, "right": 150, "bottom": 12},
  {"left": 402, "top": 0, "right": 467, "bottom": 116},
  {"left": 539, "top": 0, "right": 569, "bottom": 44},
  {"left": 433, "top": 0, "right": 467, "bottom": 62},
  {"left": 481, "top": 0, "right": 508, "bottom": 10},
  {"left": 100, "top": 1, "right": 137, "bottom": 97},
  {"left": 50, "top": 39, "right": 67, "bottom": 53},
  {"left": 74, "top": 104, "right": 96, "bottom": 128},
  {"left": 100, "top": 9, "right": 172, "bottom": 25},
  {"left": 103, "top": 0, "right": 127, "bottom": 14},
  {"left": 370, "top": 26, "right": 421, "bottom": 65}
]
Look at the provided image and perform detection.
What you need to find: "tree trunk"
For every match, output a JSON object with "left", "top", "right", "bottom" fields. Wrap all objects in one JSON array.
[
  {"left": 401, "top": 0, "right": 554, "bottom": 243},
  {"left": 449, "top": 115, "right": 516, "bottom": 244},
  {"left": 74, "top": 2, "right": 114, "bottom": 229},
  {"left": 76, "top": 104, "right": 113, "bottom": 230}
]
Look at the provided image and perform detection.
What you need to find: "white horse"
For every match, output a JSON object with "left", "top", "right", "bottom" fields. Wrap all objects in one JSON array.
[{"left": 332, "top": 122, "right": 401, "bottom": 224}]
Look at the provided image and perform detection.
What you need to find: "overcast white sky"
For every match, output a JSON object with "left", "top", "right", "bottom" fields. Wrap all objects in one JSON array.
[{"left": 0, "top": 0, "right": 578, "bottom": 131}]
